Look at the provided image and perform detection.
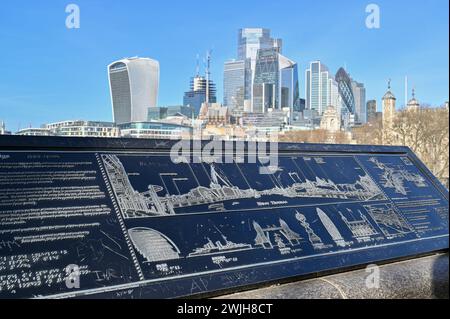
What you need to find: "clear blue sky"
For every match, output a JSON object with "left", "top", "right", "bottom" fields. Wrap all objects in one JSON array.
[{"left": 0, "top": 0, "right": 448, "bottom": 131}]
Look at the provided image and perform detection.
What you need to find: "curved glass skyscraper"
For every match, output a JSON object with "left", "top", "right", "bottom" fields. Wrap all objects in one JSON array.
[
  {"left": 335, "top": 67, "right": 355, "bottom": 114},
  {"left": 108, "top": 57, "right": 159, "bottom": 124}
]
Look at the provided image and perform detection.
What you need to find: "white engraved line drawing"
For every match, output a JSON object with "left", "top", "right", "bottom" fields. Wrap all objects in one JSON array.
[
  {"left": 188, "top": 224, "right": 252, "bottom": 257},
  {"left": 42, "top": 234, "right": 449, "bottom": 299},
  {"left": 253, "top": 219, "right": 302, "bottom": 253},
  {"left": 295, "top": 211, "right": 331, "bottom": 250},
  {"left": 364, "top": 204, "right": 414, "bottom": 239},
  {"left": 368, "top": 157, "right": 427, "bottom": 195},
  {"left": 128, "top": 227, "right": 181, "bottom": 263},
  {"left": 95, "top": 153, "right": 144, "bottom": 280},
  {"left": 338, "top": 208, "right": 380, "bottom": 243},
  {"left": 100, "top": 154, "right": 385, "bottom": 218},
  {"left": 400, "top": 156, "right": 414, "bottom": 166},
  {"left": 316, "top": 208, "right": 352, "bottom": 247},
  {"left": 102, "top": 154, "right": 175, "bottom": 217}
]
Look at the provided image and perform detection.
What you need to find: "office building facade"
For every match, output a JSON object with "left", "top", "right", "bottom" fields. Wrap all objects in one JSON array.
[
  {"left": 108, "top": 57, "right": 160, "bottom": 124},
  {"left": 253, "top": 48, "right": 280, "bottom": 113},
  {"left": 148, "top": 106, "right": 194, "bottom": 121},
  {"left": 223, "top": 59, "right": 251, "bottom": 114},
  {"left": 305, "top": 61, "right": 331, "bottom": 115},
  {"left": 252, "top": 48, "right": 299, "bottom": 114},
  {"left": 118, "top": 122, "right": 192, "bottom": 140},
  {"left": 280, "top": 55, "right": 300, "bottom": 111},
  {"left": 236, "top": 28, "right": 282, "bottom": 108},
  {"left": 352, "top": 80, "right": 367, "bottom": 123},
  {"left": 328, "top": 78, "right": 341, "bottom": 117},
  {"left": 16, "top": 128, "right": 54, "bottom": 136},
  {"left": 183, "top": 75, "right": 217, "bottom": 116},
  {"left": 335, "top": 68, "right": 356, "bottom": 118},
  {"left": 45, "top": 120, "right": 120, "bottom": 137},
  {"left": 366, "top": 100, "right": 377, "bottom": 123}
]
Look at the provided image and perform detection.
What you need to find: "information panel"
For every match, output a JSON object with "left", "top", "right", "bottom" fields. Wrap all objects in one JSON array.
[{"left": 0, "top": 136, "right": 448, "bottom": 299}]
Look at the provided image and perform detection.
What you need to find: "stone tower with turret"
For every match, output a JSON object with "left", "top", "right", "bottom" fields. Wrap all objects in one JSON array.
[
  {"left": 406, "top": 88, "right": 420, "bottom": 111},
  {"left": 382, "top": 80, "right": 396, "bottom": 144}
]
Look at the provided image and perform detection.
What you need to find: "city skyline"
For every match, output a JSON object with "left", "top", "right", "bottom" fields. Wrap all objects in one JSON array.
[{"left": 0, "top": 0, "right": 449, "bottom": 131}]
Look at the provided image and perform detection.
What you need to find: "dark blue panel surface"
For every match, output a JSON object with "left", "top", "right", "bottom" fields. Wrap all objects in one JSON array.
[{"left": 0, "top": 136, "right": 448, "bottom": 299}]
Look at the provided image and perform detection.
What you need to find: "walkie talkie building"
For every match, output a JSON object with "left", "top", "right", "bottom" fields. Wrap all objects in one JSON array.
[{"left": 108, "top": 57, "right": 160, "bottom": 124}]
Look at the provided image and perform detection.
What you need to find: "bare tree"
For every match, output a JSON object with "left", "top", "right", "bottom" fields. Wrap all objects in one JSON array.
[
  {"left": 352, "top": 118, "right": 383, "bottom": 145},
  {"left": 390, "top": 106, "right": 449, "bottom": 185}
]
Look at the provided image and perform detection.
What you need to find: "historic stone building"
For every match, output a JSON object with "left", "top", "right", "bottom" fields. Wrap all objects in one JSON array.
[
  {"left": 406, "top": 89, "right": 420, "bottom": 111},
  {"left": 320, "top": 106, "right": 341, "bottom": 132},
  {"left": 382, "top": 80, "right": 397, "bottom": 144},
  {"left": 381, "top": 83, "right": 449, "bottom": 188}
]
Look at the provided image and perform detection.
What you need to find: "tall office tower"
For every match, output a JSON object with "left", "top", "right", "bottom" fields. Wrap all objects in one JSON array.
[
  {"left": 237, "top": 28, "right": 282, "bottom": 108},
  {"left": 366, "top": 100, "right": 377, "bottom": 123},
  {"left": 328, "top": 78, "right": 341, "bottom": 117},
  {"left": 279, "top": 54, "right": 300, "bottom": 112},
  {"left": 108, "top": 57, "right": 160, "bottom": 124},
  {"left": 223, "top": 59, "right": 250, "bottom": 114},
  {"left": 238, "top": 28, "right": 282, "bottom": 66},
  {"left": 335, "top": 67, "right": 356, "bottom": 120},
  {"left": 305, "top": 61, "right": 331, "bottom": 115},
  {"left": 352, "top": 80, "right": 367, "bottom": 123},
  {"left": 253, "top": 48, "right": 279, "bottom": 113},
  {"left": 183, "top": 75, "right": 217, "bottom": 117},
  {"left": 252, "top": 48, "right": 299, "bottom": 114}
]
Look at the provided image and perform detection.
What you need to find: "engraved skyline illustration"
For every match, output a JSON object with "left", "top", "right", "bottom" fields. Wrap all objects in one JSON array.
[{"left": 101, "top": 154, "right": 386, "bottom": 218}]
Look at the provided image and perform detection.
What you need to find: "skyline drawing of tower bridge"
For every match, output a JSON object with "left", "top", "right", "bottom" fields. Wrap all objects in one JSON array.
[{"left": 101, "top": 154, "right": 386, "bottom": 218}]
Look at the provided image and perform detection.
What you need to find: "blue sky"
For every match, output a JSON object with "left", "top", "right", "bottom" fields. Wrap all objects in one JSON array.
[{"left": 0, "top": 0, "right": 448, "bottom": 131}]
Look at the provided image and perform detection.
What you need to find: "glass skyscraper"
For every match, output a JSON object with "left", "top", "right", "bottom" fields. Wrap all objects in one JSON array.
[
  {"left": 223, "top": 59, "right": 250, "bottom": 113},
  {"left": 108, "top": 57, "right": 160, "bottom": 124},
  {"left": 183, "top": 75, "right": 217, "bottom": 117},
  {"left": 224, "top": 28, "right": 297, "bottom": 116},
  {"left": 328, "top": 78, "right": 341, "bottom": 117},
  {"left": 252, "top": 48, "right": 299, "bottom": 114},
  {"left": 305, "top": 61, "right": 331, "bottom": 115},
  {"left": 366, "top": 100, "right": 377, "bottom": 123},
  {"left": 335, "top": 67, "right": 356, "bottom": 115},
  {"left": 279, "top": 55, "right": 300, "bottom": 111},
  {"left": 253, "top": 48, "right": 280, "bottom": 112},
  {"left": 236, "top": 28, "right": 282, "bottom": 108},
  {"left": 352, "top": 80, "right": 367, "bottom": 124},
  {"left": 238, "top": 28, "right": 282, "bottom": 63}
]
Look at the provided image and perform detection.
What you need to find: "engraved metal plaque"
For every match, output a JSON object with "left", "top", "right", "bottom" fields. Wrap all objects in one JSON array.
[{"left": 0, "top": 136, "right": 448, "bottom": 299}]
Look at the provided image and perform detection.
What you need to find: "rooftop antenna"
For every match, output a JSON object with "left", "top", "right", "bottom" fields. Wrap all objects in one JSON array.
[{"left": 205, "top": 50, "right": 212, "bottom": 105}]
